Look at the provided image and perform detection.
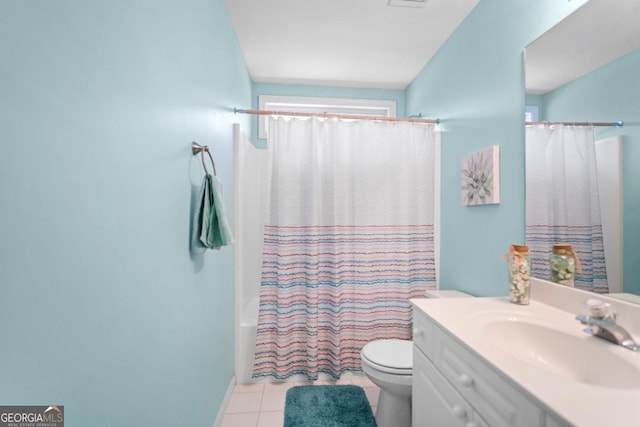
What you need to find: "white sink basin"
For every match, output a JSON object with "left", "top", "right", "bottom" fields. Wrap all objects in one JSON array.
[{"left": 484, "top": 319, "right": 640, "bottom": 389}]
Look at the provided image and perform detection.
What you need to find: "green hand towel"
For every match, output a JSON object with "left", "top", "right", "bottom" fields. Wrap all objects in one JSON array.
[{"left": 193, "top": 175, "right": 233, "bottom": 250}]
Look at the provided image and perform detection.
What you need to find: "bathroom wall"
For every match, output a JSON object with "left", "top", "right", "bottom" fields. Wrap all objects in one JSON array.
[
  {"left": 0, "top": 1, "right": 250, "bottom": 426},
  {"left": 405, "top": 0, "right": 588, "bottom": 296},
  {"left": 251, "top": 82, "right": 405, "bottom": 145},
  {"left": 542, "top": 48, "right": 640, "bottom": 295},
  {"left": 525, "top": 94, "right": 544, "bottom": 120}
]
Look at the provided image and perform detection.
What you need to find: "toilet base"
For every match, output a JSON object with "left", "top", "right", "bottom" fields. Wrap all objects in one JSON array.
[{"left": 375, "top": 388, "right": 411, "bottom": 427}]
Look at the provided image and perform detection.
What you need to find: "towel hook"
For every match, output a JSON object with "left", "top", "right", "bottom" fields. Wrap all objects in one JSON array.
[
  {"left": 192, "top": 142, "right": 217, "bottom": 176},
  {"left": 192, "top": 141, "right": 206, "bottom": 155}
]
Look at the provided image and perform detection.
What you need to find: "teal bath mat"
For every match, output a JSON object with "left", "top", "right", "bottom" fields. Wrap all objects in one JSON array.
[{"left": 284, "top": 385, "right": 377, "bottom": 427}]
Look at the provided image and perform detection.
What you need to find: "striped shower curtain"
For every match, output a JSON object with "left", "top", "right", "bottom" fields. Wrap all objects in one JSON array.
[
  {"left": 525, "top": 125, "right": 608, "bottom": 293},
  {"left": 252, "top": 117, "right": 438, "bottom": 380}
]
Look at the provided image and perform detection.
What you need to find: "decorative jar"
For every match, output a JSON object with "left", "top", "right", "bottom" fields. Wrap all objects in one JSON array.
[
  {"left": 550, "top": 244, "right": 581, "bottom": 287},
  {"left": 505, "top": 244, "right": 531, "bottom": 305}
]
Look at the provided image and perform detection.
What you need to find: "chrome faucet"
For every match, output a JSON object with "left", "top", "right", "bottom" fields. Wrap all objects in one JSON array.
[{"left": 576, "top": 299, "right": 639, "bottom": 351}]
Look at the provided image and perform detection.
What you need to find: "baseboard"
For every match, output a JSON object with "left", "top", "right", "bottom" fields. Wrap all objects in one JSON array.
[{"left": 212, "top": 375, "right": 236, "bottom": 427}]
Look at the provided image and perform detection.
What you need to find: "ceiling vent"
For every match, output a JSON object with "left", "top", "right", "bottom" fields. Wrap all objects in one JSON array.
[{"left": 387, "top": 0, "right": 426, "bottom": 8}]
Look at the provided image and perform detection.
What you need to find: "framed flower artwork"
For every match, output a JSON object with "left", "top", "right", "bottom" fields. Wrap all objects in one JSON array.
[{"left": 461, "top": 145, "right": 500, "bottom": 206}]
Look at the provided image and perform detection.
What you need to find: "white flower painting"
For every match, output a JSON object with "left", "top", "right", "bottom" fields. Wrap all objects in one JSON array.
[{"left": 461, "top": 145, "right": 500, "bottom": 206}]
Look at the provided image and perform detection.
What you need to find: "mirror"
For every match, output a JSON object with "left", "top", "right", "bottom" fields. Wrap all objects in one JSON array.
[{"left": 524, "top": 0, "right": 640, "bottom": 298}]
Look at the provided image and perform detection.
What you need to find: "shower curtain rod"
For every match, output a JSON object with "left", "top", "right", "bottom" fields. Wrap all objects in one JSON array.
[
  {"left": 526, "top": 120, "right": 623, "bottom": 128},
  {"left": 234, "top": 108, "right": 439, "bottom": 124}
]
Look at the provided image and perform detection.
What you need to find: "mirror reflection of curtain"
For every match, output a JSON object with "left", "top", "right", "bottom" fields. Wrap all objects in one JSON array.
[
  {"left": 525, "top": 125, "right": 609, "bottom": 293},
  {"left": 253, "top": 117, "right": 439, "bottom": 380}
]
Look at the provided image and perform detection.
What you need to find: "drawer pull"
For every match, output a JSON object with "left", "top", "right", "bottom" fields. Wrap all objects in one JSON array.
[
  {"left": 413, "top": 328, "right": 423, "bottom": 338},
  {"left": 451, "top": 405, "right": 467, "bottom": 419},
  {"left": 458, "top": 374, "right": 474, "bottom": 388}
]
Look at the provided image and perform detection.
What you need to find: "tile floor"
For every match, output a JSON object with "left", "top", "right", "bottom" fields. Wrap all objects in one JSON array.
[{"left": 221, "top": 377, "right": 380, "bottom": 427}]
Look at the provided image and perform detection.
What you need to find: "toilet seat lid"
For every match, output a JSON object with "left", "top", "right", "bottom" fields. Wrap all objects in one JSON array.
[{"left": 361, "top": 339, "right": 412, "bottom": 371}]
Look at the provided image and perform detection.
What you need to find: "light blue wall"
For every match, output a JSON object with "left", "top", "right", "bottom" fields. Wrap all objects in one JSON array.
[
  {"left": 250, "top": 82, "right": 405, "bottom": 145},
  {"left": 0, "top": 1, "right": 250, "bottom": 426},
  {"left": 405, "top": 0, "right": 587, "bottom": 296},
  {"left": 542, "top": 48, "right": 640, "bottom": 295},
  {"left": 525, "top": 94, "right": 544, "bottom": 120},
  {"left": 525, "top": 94, "right": 545, "bottom": 109}
]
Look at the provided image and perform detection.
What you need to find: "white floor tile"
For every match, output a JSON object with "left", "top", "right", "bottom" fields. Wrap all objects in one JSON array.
[
  {"left": 351, "top": 377, "right": 376, "bottom": 388},
  {"left": 221, "top": 378, "right": 379, "bottom": 426},
  {"left": 260, "top": 390, "right": 288, "bottom": 412},
  {"left": 335, "top": 371, "right": 358, "bottom": 380},
  {"left": 264, "top": 381, "right": 296, "bottom": 392},
  {"left": 226, "top": 392, "right": 263, "bottom": 414},
  {"left": 257, "top": 411, "right": 285, "bottom": 427},
  {"left": 234, "top": 383, "right": 265, "bottom": 394},
  {"left": 362, "top": 386, "right": 380, "bottom": 407},
  {"left": 313, "top": 380, "right": 338, "bottom": 385},
  {"left": 221, "top": 412, "right": 259, "bottom": 427}
]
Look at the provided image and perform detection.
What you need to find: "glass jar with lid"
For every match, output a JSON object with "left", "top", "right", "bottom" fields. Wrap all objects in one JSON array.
[
  {"left": 550, "top": 244, "right": 581, "bottom": 287},
  {"left": 505, "top": 244, "right": 531, "bottom": 305}
]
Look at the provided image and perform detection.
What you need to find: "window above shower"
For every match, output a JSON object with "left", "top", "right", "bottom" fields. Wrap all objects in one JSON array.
[{"left": 257, "top": 95, "right": 397, "bottom": 139}]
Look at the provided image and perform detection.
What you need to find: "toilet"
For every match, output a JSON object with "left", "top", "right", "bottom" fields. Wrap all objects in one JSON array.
[{"left": 360, "top": 289, "right": 472, "bottom": 427}]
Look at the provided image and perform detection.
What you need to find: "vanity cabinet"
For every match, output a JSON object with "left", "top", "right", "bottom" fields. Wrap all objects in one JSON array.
[
  {"left": 414, "top": 346, "right": 489, "bottom": 427},
  {"left": 412, "top": 308, "right": 570, "bottom": 427}
]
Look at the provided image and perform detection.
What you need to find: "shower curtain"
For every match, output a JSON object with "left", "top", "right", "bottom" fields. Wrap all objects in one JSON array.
[
  {"left": 525, "top": 125, "right": 608, "bottom": 293},
  {"left": 253, "top": 117, "right": 438, "bottom": 380}
]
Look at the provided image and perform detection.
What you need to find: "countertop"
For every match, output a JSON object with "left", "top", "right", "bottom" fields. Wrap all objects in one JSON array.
[{"left": 411, "top": 294, "right": 640, "bottom": 427}]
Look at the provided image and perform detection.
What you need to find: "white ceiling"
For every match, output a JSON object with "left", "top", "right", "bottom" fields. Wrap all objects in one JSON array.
[
  {"left": 225, "top": 0, "right": 479, "bottom": 90},
  {"left": 525, "top": 0, "right": 640, "bottom": 95},
  {"left": 226, "top": 0, "right": 639, "bottom": 94}
]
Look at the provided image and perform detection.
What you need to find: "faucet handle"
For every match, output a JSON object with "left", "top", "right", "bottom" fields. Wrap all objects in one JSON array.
[
  {"left": 586, "top": 298, "right": 612, "bottom": 319},
  {"left": 576, "top": 314, "right": 589, "bottom": 325}
]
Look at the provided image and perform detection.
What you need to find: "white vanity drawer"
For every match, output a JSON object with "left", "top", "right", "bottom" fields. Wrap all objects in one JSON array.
[
  {"left": 412, "top": 307, "right": 434, "bottom": 359},
  {"left": 432, "top": 327, "right": 544, "bottom": 427},
  {"left": 414, "top": 346, "right": 490, "bottom": 427}
]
